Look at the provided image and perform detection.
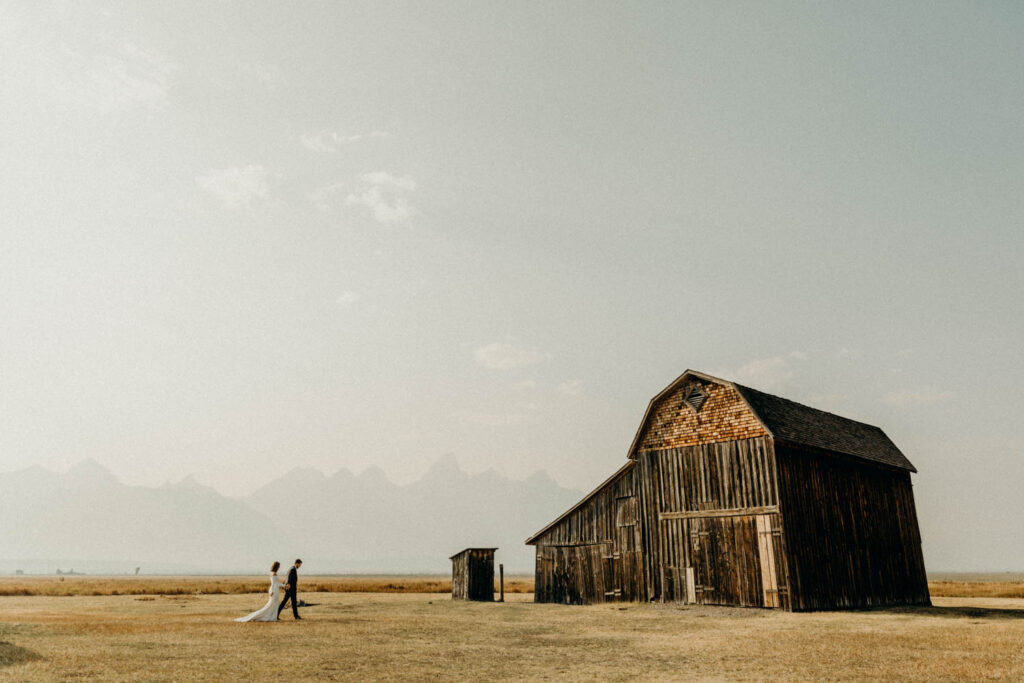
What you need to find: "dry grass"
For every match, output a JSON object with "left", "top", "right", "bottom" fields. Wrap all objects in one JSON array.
[
  {"left": 928, "top": 581, "right": 1024, "bottom": 599},
  {"left": 5, "top": 575, "right": 1021, "bottom": 600},
  {"left": 0, "top": 575, "right": 533, "bottom": 597},
  {"left": 2, "top": 591, "right": 1024, "bottom": 680}
]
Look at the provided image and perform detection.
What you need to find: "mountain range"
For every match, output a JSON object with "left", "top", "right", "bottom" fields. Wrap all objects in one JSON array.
[{"left": 0, "top": 457, "right": 581, "bottom": 574}]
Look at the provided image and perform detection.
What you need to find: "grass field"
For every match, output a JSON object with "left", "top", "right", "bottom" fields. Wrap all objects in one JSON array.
[
  {"left": 2, "top": 583, "right": 1024, "bottom": 680},
  {"left": 2, "top": 574, "right": 1021, "bottom": 598},
  {"left": 0, "top": 575, "right": 533, "bottom": 597},
  {"left": 928, "top": 581, "right": 1024, "bottom": 599}
]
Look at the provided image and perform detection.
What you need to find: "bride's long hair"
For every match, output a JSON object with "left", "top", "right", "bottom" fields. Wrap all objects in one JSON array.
[{"left": 270, "top": 561, "right": 281, "bottom": 574}]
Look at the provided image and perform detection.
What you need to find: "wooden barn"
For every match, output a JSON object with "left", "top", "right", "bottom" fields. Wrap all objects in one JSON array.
[{"left": 527, "top": 370, "right": 930, "bottom": 611}]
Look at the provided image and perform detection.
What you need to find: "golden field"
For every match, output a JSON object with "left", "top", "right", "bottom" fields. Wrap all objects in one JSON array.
[
  {"left": 1, "top": 574, "right": 1021, "bottom": 598},
  {"left": 1, "top": 583, "right": 1024, "bottom": 680},
  {"left": 0, "top": 575, "right": 533, "bottom": 597},
  {"left": 928, "top": 581, "right": 1024, "bottom": 599}
]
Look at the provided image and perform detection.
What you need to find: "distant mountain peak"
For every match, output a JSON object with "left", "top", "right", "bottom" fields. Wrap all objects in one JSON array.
[
  {"left": 281, "top": 466, "right": 329, "bottom": 483},
  {"left": 472, "top": 468, "right": 503, "bottom": 484},
  {"left": 525, "top": 469, "right": 558, "bottom": 486},
  {"left": 423, "top": 453, "right": 465, "bottom": 480},
  {"left": 168, "top": 474, "right": 206, "bottom": 490},
  {"left": 357, "top": 465, "right": 390, "bottom": 484},
  {"left": 65, "top": 458, "right": 117, "bottom": 485},
  {"left": 331, "top": 467, "right": 356, "bottom": 481}
]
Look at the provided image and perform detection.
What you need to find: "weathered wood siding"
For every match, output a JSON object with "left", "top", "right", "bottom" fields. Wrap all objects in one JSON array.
[
  {"left": 636, "top": 437, "right": 790, "bottom": 609},
  {"left": 637, "top": 380, "right": 766, "bottom": 451},
  {"left": 451, "top": 549, "right": 495, "bottom": 601},
  {"left": 533, "top": 466, "right": 644, "bottom": 604},
  {"left": 775, "top": 445, "right": 930, "bottom": 610}
]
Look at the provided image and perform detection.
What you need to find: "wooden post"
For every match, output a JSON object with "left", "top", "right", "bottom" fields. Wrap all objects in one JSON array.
[{"left": 499, "top": 563, "right": 504, "bottom": 602}]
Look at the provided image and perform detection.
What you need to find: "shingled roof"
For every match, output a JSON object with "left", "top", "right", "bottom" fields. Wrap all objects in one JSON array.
[
  {"left": 628, "top": 370, "right": 916, "bottom": 472},
  {"left": 732, "top": 383, "right": 915, "bottom": 472}
]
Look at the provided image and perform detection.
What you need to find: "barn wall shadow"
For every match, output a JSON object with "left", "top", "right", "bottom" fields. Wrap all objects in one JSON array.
[
  {"left": 872, "top": 605, "right": 1024, "bottom": 621},
  {"left": 0, "top": 641, "right": 45, "bottom": 668}
]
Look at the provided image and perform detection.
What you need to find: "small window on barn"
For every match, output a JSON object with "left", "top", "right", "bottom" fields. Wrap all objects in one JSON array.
[{"left": 682, "top": 382, "right": 709, "bottom": 412}]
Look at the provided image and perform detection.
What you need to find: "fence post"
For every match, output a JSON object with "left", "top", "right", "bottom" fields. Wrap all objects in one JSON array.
[{"left": 499, "top": 563, "right": 504, "bottom": 602}]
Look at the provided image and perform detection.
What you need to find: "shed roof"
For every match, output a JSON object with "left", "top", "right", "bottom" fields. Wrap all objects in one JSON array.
[
  {"left": 628, "top": 370, "right": 915, "bottom": 472},
  {"left": 449, "top": 547, "right": 497, "bottom": 560}
]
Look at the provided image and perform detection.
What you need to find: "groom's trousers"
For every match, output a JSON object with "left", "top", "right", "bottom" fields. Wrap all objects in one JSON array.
[{"left": 278, "top": 591, "right": 299, "bottom": 618}]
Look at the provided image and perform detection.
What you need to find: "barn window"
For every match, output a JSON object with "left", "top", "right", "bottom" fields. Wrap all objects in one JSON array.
[{"left": 682, "top": 382, "right": 709, "bottom": 412}]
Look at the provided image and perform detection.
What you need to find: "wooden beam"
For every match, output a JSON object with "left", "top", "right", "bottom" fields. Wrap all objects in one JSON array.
[{"left": 658, "top": 505, "right": 779, "bottom": 521}]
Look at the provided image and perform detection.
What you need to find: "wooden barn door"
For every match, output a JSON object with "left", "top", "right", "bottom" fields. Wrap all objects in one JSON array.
[
  {"left": 613, "top": 495, "right": 642, "bottom": 601},
  {"left": 690, "top": 514, "right": 766, "bottom": 607},
  {"left": 755, "top": 514, "right": 782, "bottom": 608}
]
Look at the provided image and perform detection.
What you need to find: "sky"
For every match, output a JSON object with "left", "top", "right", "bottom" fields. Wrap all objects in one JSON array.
[{"left": 1, "top": 1, "right": 1022, "bottom": 570}]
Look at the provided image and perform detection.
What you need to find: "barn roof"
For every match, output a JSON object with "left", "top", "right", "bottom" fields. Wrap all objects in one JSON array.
[
  {"left": 525, "top": 461, "right": 635, "bottom": 545},
  {"left": 628, "top": 370, "right": 916, "bottom": 472}
]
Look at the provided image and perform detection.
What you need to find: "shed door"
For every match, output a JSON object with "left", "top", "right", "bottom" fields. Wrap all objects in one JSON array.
[{"left": 690, "top": 514, "right": 764, "bottom": 607}]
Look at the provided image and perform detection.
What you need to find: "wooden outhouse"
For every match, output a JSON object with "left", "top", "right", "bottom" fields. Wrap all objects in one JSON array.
[
  {"left": 450, "top": 548, "right": 496, "bottom": 601},
  {"left": 527, "top": 370, "right": 930, "bottom": 611}
]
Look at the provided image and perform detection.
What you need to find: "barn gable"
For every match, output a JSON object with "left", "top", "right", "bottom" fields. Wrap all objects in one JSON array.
[
  {"left": 627, "top": 371, "right": 767, "bottom": 454},
  {"left": 628, "top": 370, "right": 915, "bottom": 472}
]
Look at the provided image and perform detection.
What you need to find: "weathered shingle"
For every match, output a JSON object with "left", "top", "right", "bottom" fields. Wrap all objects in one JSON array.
[{"left": 733, "top": 383, "right": 916, "bottom": 472}]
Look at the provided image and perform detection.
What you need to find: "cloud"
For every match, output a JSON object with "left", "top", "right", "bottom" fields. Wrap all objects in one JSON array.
[
  {"left": 306, "top": 181, "right": 346, "bottom": 211},
  {"left": 345, "top": 187, "right": 413, "bottom": 224},
  {"left": 451, "top": 411, "right": 524, "bottom": 427},
  {"left": 195, "top": 165, "right": 269, "bottom": 208},
  {"left": 728, "top": 352, "right": 805, "bottom": 391},
  {"left": 556, "top": 379, "right": 585, "bottom": 396},
  {"left": 336, "top": 291, "right": 359, "bottom": 308},
  {"left": 344, "top": 172, "right": 417, "bottom": 225},
  {"left": 474, "top": 343, "right": 543, "bottom": 370},
  {"left": 300, "top": 130, "right": 389, "bottom": 152},
  {"left": 883, "top": 389, "right": 953, "bottom": 409},
  {"left": 1, "top": 16, "right": 174, "bottom": 112},
  {"left": 360, "top": 171, "right": 416, "bottom": 191},
  {"left": 55, "top": 40, "right": 174, "bottom": 112}
]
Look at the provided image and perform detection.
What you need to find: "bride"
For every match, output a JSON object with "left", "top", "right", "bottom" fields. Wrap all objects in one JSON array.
[{"left": 235, "top": 561, "right": 284, "bottom": 622}]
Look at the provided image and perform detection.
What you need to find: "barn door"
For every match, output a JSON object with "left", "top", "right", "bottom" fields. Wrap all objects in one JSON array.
[
  {"left": 756, "top": 514, "right": 781, "bottom": 608},
  {"left": 689, "top": 514, "right": 763, "bottom": 607},
  {"left": 614, "top": 496, "right": 641, "bottom": 601},
  {"left": 599, "top": 542, "right": 618, "bottom": 601}
]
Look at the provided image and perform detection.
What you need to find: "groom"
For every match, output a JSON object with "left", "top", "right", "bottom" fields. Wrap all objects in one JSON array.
[{"left": 278, "top": 559, "right": 302, "bottom": 620}]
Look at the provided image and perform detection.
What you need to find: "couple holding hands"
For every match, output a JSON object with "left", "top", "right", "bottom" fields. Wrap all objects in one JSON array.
[{"left": 235, "top": 559, "right": 303, "bottom": 622}]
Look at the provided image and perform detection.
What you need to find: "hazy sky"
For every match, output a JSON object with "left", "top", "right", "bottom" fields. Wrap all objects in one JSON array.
[{"left": 1, "top": 2, "right": 1022, "bottom": 569}]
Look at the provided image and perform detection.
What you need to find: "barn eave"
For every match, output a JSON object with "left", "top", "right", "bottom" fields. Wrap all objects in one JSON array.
[{"left": 525, "top": 461, "right": 636, "bottom": 545}]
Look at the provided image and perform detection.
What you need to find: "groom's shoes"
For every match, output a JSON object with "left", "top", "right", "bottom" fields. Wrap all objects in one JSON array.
[{"left": 294, "top": 616, "right": 302, "bottom": 620}]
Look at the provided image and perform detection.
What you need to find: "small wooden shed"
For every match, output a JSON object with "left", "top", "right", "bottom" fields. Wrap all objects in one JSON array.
[{"left": 450, "top": 548, "right": 497, "bottom": 601}]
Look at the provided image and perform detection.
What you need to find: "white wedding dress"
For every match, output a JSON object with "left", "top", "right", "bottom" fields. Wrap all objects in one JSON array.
[{"left": 235, "top": 573, "right": 283, "bottom": 622}]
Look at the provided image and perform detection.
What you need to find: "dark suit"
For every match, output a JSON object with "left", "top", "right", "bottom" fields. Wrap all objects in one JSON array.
[{"left": 278, "top": 565, "right": 300, "bottom": 618}]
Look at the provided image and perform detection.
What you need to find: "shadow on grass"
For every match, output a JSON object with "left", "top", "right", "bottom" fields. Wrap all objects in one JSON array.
[
  {"left": 873, "top": 605, "right": 1024, "bottom": 620},
  {"left": 0, "top": 641, "right": 45, "bottom": 668}
]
